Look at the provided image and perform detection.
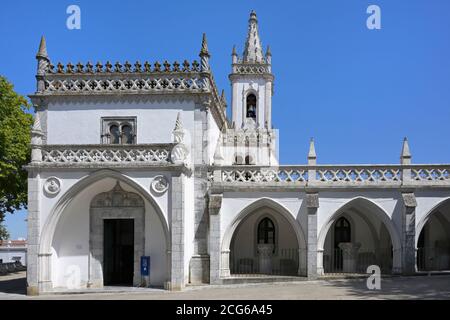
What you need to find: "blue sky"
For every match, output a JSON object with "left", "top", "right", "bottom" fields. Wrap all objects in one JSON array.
[{"left": 1, "top": 0, "right": 450, "bottom": 239}]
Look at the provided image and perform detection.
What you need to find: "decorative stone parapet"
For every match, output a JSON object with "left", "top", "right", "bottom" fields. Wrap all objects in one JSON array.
[
  {"left": 42, "top": 74, "right": 208, "bottom": 94},
  {"left": 209, "top": 164, "right": 450, "bottom": 188},
  {"left": 231, "top": 62, "right": 271, "bottom": 75},
  {"left": 36, "top": 144, "right": 174, "bottom": 165},
  {"left": 47, "top": 60, "right": 202, "bottom": 74},
  {"left": 219, "top": 166, "right": 308, "bottom": 184}
]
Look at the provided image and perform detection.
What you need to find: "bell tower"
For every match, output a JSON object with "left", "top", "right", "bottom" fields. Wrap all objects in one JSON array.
[
  {"left": 214, "top": 11, "right": 278, "bottom": 166},
  {"left": 229, "top": 10, "right": 274, "bottom": 129}
]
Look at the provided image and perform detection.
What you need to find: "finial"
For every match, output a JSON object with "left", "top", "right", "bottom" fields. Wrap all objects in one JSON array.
[
  {"left": 232, "top": 45, "right": 237, "bottom": 56},
  {"left": 266, "top": 45, "right": 271, "bottom": 57},
  {"left": 174, "top": 112, "right": 183, "bottom": 131},
  {"left": 308, "top": 138, "right": 317, "bottom": 165},
  {"left": 200, "top": 33, "right": 210, "bottom": 57},
  {"left": 400, "top": 137, "right": 411, "bottom": 164},
  {"left": 243, "top": 10, "right": 264, "bottom": 63},
  {"left": 113, "top": 181, "right": 122, "bottom": 191},
  {"left": 36, "top": 36, "right": 48, "bottom": 59},
  {"left": 199, "top": 33, "right": 210, "bottom": 72}
]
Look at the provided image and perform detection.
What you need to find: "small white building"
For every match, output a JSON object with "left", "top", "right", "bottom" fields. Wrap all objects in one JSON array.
[
  {"left": 0, "top": 240, "right": 27, "bottom": 266},
  {"left": 26, "top": 11, "right": 450, "bottom": 295}
]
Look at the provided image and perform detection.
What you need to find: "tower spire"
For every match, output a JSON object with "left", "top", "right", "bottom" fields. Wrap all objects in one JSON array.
[{"left": 243, "top": 10, "right": 264, "bottom": 63}]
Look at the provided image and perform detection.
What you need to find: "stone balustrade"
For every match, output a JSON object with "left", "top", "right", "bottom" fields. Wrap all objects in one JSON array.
[
  {"left": 36, "top": 144, "right": 174, "bottom": 165},
  {"left": 43, "top": 76, "right": 208, "bottom": 94},
  {"left": 210, "top": 164, "right": 450, "bottom": 187}
]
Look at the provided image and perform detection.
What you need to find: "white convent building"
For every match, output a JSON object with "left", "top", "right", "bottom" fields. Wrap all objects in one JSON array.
[{"left": 26, "top": 11, "right": 450, "bottom": 295}]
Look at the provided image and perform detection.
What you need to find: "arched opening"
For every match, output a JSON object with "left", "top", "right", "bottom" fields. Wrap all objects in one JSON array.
[
  {"left": 333, "top": 217, "right": 351, "bottom": 270},
  {"left": 121, "top": 124, "right": 134, "bottom": 144},
  {"left": 319, "top": 198, "right": 400, "bottom": 275},
  {"left": 234, "top": 154, "right": 244, "bottom": 165},
  {"left": 45, "top": 172, "right": 169, "bottom": 290},
  {"left": 246, "top": 93, "right": 257, "bottom": 120},
  {"left": 417, "top": 199, "right": 450, "bottom": 271},
  {"left": 226, "top": 201, "right": 304, "bottom": 277},
  {"left": 257, "top": 218, "right": 275, "bottom": 245},
  {"left": 109, "top": 124, "right": 120, "bottom": 144}
]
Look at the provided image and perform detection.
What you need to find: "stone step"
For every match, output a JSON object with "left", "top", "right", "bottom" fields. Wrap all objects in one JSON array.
[{"left": 221, "top": 276, "right": 307, "bottom": 285}]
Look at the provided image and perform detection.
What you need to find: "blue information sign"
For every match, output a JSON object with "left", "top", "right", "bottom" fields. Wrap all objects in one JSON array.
[{"left": 141, "top": 256, "right": 150, "bottom": 276}]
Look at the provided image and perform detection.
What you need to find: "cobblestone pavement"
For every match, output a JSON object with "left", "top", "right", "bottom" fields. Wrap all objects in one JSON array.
[{"left": 1, "top": 272, "right": 450, "bottom": 300}]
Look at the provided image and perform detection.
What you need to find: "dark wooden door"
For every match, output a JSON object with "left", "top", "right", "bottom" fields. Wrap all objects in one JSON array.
[{"left": 103, "top": 219, "right": 134, "bottom": 286}]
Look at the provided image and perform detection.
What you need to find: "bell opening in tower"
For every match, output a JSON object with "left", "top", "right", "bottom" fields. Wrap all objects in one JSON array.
[{"left": 246, "top": 93, "right": 257, "bottom": 120}]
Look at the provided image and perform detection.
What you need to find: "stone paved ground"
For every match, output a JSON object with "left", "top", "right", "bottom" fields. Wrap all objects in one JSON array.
[{"left": 1, "top": 272, "right": 450, "bottom": 300}]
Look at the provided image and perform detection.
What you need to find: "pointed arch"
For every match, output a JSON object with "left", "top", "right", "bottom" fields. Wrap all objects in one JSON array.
[
  {"left": 416, "top": 197, "right": 450, "bottom": 247},
  {"left": 221, "top": 197, "right": 306, "bottom": 253},
  {"left": 318, "top": 197, "right": 401, "bottom": 252},
  {"left": 39, "top": 169, "right": 170, "bottom": 255}
]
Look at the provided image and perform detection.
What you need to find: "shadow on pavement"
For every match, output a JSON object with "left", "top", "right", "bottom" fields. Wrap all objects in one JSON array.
[
  {"left": 0, "top": 274, "right": 27, "bottom": 295},
  {"left": 323, "top": 275, "right": 450, "bottom": 300}
]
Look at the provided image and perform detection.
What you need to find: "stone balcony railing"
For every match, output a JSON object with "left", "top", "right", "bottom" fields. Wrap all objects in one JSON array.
[
  {"left": 209, "top": 164, "right": 450, "bottom": 188},
  {"left": 33, "top": 144, "right": 175, "bottom": 166}
]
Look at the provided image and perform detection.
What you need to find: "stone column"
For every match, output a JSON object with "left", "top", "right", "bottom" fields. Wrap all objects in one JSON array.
[
  {"left": 264, "top": 81, "right": 272, "bottom": 129},
  {"left": 231, "top": 81, "right": 239, "bottom": 127},
  {"left": 306, "top": 192, "right": 319, "bottom": 279},
  {"left": 26, "top": 168, "right": 40, "bottom": 295},
  {"left": 38, "top": 253, "right": 52, "bottom": 292},
  {"left": 401, "top": 192, "right": 417, "bottom": 275},
  {"left": 219, "top": 250, "right": 230, "bottom": 278},
  {"left": 208, "top": 193, "right": 222, "bottom": 284},
  {"left": 170, "top": 173, "right": 185, "bottom": 290},
  {"left": 317, "top": 249, "right": 324, "bottom": 275},
  {"left": 339, "top": 242, "right": 361, "bottom": 273},
  {"left": 189, "top": 105, "right": 211, "bottom": 284},
  {"left": 298, "top": 248, "right": 307, "bottom": 276}
]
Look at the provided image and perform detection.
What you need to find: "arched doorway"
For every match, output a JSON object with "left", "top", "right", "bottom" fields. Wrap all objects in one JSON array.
[
  {"left": 89, "top": 181, "right": 145, "bottom": 287},
  {"left": 417, "top": 199, "right": 450, "bottom": 271},
  {"left": 44, "top": 171, "right": 169, "bottom": 290},
  {"left": 319, "top": 198, "right": 401, "bottom": 275}
]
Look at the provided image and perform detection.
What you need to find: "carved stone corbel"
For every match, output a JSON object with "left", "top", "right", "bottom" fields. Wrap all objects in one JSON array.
[{"left": 208, "top": 193, "right": 223, "bottom": 216}]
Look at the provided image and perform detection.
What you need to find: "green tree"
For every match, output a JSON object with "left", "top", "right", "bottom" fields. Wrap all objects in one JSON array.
[
  {"left": 0, "top": 76, "right": 33, "bottom": 236},
  {"left": 0, "top": 223, "right": 10, "bottom": 240}
]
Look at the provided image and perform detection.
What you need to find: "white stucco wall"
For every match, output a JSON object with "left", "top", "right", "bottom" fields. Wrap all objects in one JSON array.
[
  {"left": 207, "top": 111, "right": 220, "bottom": 164},
  {"left": 45, "top": 100, "right": 196, "bottom": 145}
]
